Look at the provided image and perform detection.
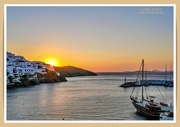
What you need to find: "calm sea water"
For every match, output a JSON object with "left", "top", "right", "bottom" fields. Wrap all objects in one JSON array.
[{"left": 7, "top": 73, "right": 174, "bottom": 121}]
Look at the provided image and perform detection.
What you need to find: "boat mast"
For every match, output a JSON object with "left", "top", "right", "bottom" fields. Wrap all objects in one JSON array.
[
  {"left": 170, "top": 65, "right": 171, "bottom": 81},
  {"left": 142, "top": 59, "right": 144, "bottom": 102},
  {"left": 165, "top": 65, "right": 167, "bottom": 82}
]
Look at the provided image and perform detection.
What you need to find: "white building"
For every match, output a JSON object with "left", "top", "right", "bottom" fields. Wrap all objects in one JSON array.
[
  {"left": 16, "top": 67, "right": 34, "bottom": 75},
  {"left": 6, "top": 52, "right": 59, "bottom": 84}
]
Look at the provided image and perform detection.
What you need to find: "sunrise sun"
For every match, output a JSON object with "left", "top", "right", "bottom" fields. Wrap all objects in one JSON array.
[{"left": 45, "top": 58, "right": 59, "bottom": 66}]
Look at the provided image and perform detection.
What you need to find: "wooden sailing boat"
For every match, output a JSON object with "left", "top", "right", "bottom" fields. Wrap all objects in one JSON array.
[{"left": 130, "top": 59, "right": 173, "bottom": 119}]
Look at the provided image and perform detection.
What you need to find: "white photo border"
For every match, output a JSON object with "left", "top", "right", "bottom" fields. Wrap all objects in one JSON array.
[{"left": 4, "top": 4, "right": 176, "bottom": 123}]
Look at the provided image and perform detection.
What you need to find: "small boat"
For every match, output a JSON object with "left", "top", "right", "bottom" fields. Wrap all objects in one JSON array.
[
  {"left": 130, "top": 59, "right": 173, "bottom": 119},
  {"left": 160, "top": 102, "right": 169, "bottom": 106},
  {"left": 160, "top": 112, "right": 173, "bottom": 120}
]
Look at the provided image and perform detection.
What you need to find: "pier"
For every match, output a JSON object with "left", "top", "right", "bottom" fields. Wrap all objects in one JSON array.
[{"left": 120, "top": 80, "right": 173, "bottom": 88}]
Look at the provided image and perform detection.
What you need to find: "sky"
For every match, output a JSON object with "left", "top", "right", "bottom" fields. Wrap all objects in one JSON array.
[{"left": 7, "top": 6, "right": 174, "bottom": 72}]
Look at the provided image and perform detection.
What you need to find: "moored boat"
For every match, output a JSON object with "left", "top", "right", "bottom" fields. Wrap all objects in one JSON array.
[
  {"left": 160, "top": 112, "right": 173, "bottom": 120},
  {"left": 130, "top": 59, "right": 173, "bottom": 119}
]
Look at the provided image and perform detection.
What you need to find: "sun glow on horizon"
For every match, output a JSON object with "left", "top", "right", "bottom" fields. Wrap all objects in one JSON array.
[{"left": 45, "top": 58, "right": 59, "bottom": 66}]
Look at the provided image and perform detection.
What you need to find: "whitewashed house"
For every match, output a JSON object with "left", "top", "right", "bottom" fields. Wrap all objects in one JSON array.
[
  {"left": 6, "top": 52, "right": 59, "bottom": 85},
  {"left": 7, "top": 65, "right": 14, "bottom": 76}
]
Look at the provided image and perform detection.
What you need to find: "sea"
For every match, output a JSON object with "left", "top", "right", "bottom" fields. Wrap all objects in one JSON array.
[{"left": 6, "top": 72, "right": 174, "bottom": 121}]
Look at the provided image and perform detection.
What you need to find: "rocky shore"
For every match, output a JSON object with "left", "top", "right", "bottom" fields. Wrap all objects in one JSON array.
[
  {"left": 7, "top": 66, "right": 97, "bottom": 89},
  {"left": 7, "top": 71, "right": 67, "bottom": 89}
]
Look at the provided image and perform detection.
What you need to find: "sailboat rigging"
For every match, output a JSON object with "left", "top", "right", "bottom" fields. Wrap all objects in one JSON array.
[{"left": 130, "top": 59, "right": 173, "bottom": 119}]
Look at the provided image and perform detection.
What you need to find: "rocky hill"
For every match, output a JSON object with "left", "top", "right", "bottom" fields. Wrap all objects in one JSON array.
[{"left": 54, "top": 66, "right": 97, "bottom": 77}]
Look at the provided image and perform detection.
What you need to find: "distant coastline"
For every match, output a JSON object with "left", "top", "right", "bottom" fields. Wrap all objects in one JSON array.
[{"left": 97, "top": 71, "right": 173, "bottom": 75}]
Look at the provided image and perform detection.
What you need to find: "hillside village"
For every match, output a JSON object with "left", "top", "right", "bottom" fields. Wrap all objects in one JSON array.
[{"left": 6, "top": 52, "right": 66, "bottom": 88}]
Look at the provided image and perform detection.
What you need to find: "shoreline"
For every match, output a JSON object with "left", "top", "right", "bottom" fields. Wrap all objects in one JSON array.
[
  {"left": 7, "top": 75, "right": 67, "bottom": 89},
  {"left": 7, "top": 74, "right": 98, "bottom": 89}
]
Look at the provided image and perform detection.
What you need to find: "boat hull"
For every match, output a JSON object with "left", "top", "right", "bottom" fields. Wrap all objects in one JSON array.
[{"left": 132, "top": 102, "right": 160, "bottom": 119}]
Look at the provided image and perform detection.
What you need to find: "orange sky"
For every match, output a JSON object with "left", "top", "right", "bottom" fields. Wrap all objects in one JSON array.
[{"left": 7, "top": 6, "right": 174, "bottom": 72}]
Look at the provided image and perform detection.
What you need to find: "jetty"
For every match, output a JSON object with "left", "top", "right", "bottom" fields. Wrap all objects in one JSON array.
[
  {"left": 120, "top": 65, "right": 173, "bottom": 88},
  {"left": 120, "top": 80, "right": 173, "bottom": 88}
]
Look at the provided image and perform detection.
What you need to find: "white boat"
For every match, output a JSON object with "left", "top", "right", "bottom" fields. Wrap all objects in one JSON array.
[{"left": 160, "top": 112, "right": 173, "bottom": 120}]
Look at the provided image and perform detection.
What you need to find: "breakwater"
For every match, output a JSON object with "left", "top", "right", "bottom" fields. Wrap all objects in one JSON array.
[{"left": 120, "top": 80, "right": 173, "bottom": 88}]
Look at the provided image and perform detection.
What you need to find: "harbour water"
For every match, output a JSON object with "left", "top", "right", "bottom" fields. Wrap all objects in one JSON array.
[{"left": 7, "top": 73, "right": 174, "bottom": 121}]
